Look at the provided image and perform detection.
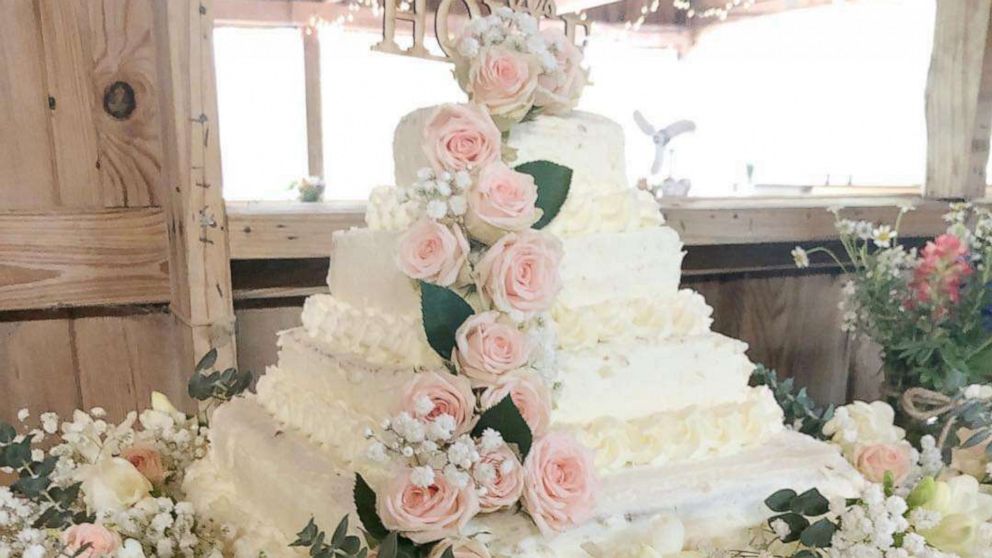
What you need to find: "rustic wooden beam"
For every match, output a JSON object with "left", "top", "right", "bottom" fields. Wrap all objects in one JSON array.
[
  {"left": 0, "top": 208, "right": 170, "bottom": 312},
  {"left": 303, "top": 26, "right": 324, "bottom": 178},
  {"left": 925, "top": 0, "right": 992, "bottom": 200},
  {"left": 227, "top": 200, "right": 364, "bottom": 259},
  {"left": 153, "top": 0, "right": 237, "bottom": 371}
]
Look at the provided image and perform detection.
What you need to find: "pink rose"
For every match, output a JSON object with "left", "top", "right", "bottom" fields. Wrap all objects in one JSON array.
[
  {"left": 465, "top": 163, "right": 541, "bottom": 244},
  {"left": 378, "top": 468, "right": 480, "bottom": 544},
  {"left": 120, "top": 443, "right": 167, "bottom": 485},
  {"left": 535, "top": 31, "right": 588, "bottom": 115},
  {"left": 423, "top": 103, "right": 501, "bottom": 173},
  {"left": 522, "top": 432, "right": 598, "bottom": 535},
  {"left": 62, "top": 523, "right": 121, "bottom": 558},
  {"left": 480, "top": 372, "right": 552, "bottom": 437},
  {"left": 454, "top": 311, "right": 532, "bottom": 385},
  {"left": 462, "top": 47, "right": 540, "bottom": 128},
  {"left": 401, "top": 371, "right": 477, "bottom": 436},
  {"left": 427, "top": 538, "right": 492, "bottom": 558},
  {"left": 854, "top": 443, "right": 912, "bottom": 485},
  {"left": 474, "top": 442, "right": 525, "bottom": 512},
  {"left": 476, "top": 230, "right": 563, "bottom": 319},
  {"left": 397, "top": 219, "right": 470, "bottom": 287}
]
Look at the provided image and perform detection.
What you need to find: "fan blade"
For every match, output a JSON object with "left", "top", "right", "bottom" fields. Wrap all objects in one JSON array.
[
  {"left": 633, "top": 111, "right": 656, "bottom": 135},
  {"left": 661, "top": 120, "right": 696, "bottom": 140}
]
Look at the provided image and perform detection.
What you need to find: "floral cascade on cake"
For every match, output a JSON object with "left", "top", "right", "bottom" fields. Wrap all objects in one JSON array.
[{"left": 181, "top": 8, "right": 863, "bottom": 558}]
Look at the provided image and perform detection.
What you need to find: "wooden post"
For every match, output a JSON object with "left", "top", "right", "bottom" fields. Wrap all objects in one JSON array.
[
  {"left": 925, "top": 0, "right": 992, "bottom": 200},
  {"left": 153, "top": 0, "right": 237, "bottom": 373},
  {"left": 303, "top": 25, "right": 324, "bottom": 178}
]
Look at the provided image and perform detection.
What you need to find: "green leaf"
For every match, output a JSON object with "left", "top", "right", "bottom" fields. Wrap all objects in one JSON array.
[
  {"left": 770, "top": 513, "right": 810, "bottom": 543},
  {"left": 419, "top": 281, "right": 474, "bottom": 361},
  {"left": 793, "top": 551, "right": 821, "bottom": 558},
  {"left": 791, "top": 488, "right": 830, "bottom": 516},
  {"left": 12, "top": 475, "right": 50, "bottom": 498},
  {"left": 472, "top": 395, "right": 533, "bottom": 458},
  {"left": 331, "top": 515, "right": 349, "bottom": 547},
  {"left": 800, "top": 518, "right": 837, "bottom": 548},
  {"left": 354, "top": 474, "right": 389, "bottom": 541},
  {"left": 340, "top": 536, "right": 362, "bottom": 554},
  {"left": 291, "top": 518, "right": 320, "bottom": 547},
  {"left": 378, "top": 532, "right": 398, "bottom": 558},
  {"left": 514, "top": 160, "right": 572, "bottom": 229},
  {"left": 441, "top": 548, "right": 456, "bottom": 558},
  {"left": 4, "top": 438, "right": 31, "bottom": 469},
  {"left": 34, "top": 455, "right": 58, "bottom": 477},
  {"left": 0, "top": 422, "right": 15, "bottom": 444},
  {"left": 966, "top": 343, "right": 992, "bottom": 377},
  {"left": 764, "top": 489, "right": 798, "bottom": 513},
  {"left": 196, "top": 348, "right": 218, "bottom": 373}
]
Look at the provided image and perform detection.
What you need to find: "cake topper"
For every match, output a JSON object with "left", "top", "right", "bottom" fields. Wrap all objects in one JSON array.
[{"left": 374, "top": 0, "right": 590, "bottom": 61}]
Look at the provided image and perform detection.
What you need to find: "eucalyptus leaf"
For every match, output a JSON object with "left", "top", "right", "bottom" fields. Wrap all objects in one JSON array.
[
  {"left": 791, "top": 488, "right": 830, "bottom": 517},
  {"left": 0, "top": 422, "right": 15, "bottom": 444},
  {"left": 962, "top": 428, "right": 991, "bottom": 449},
  {"left": 472, "top": 395, "right": 533, "bottom": 458},
  {"left": 196, "top": 348, "right": 218, "bottom": 373},
  {"left": 419, "top": 281, "right": 474, "bottom": 361},
  {"left": 514, "top": 160, "right": 572, "bottom": 229},
  {"left": 332, "top": 515, "right": 349, "bottom": 547},
  {"left": 764, "top": 489, "right": 797, "bottom": 513},
  {"left": 442, "top": 548, "right": 456, "bottom": 558},
  {"left": 378, "top": 532, "right": 398, "bottom": 558},
  {"left": 800, "top": 518, "right": 837, "bottom": 548}
]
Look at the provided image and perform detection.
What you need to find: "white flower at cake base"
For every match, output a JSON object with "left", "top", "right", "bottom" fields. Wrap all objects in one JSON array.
[
  {"left": 917, "top": 475, "right": 992, "bottom": 557},
  {"left": 78, "top": 457, "right": 153, "bottom": 514},
  {"left": 428, "top": 537, "right": 492, "bottom": 558},
  {"left": 476, "top": 230, "right": 563, "bottom": 321},
  {"left": 465, "top": 162, "right": 542, "bottom": 244},
  {"left": 479, "top": 371, "right": 552, "bottom": 437},
  {"left": 399, "top": 370, "right": 477, "bottom": 436},
  {"left": 453, "top": 311, "right": 533, "bottom": 385},
  {"left": 457, "top": 46, "right": 540, "bottom": 129},
  {"left": 396, "top": 219, "right": 470, "bottom": 287},
  {"left": 423, "top": 103, "right": 502, "bottom": 174},
  {"left": 521, "top": 432, "right": 597, "bottom": 535},
  {"left": 822, "top": 400, "right": 906, "bottom": 459},
  {"left": 377, "top": 467, "right": 480, "bottom": 544}
]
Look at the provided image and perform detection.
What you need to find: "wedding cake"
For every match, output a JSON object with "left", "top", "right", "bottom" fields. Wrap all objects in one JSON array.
[{"left": 186, "top": 11, "right": 860, "bottom": 558}]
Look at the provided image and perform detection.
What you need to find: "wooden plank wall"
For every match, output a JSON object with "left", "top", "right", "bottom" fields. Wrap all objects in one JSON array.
[{"left": 0, "top": 1, "right": 188, "bottom": 423}]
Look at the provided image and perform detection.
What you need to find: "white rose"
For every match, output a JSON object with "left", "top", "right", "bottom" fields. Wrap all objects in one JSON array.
[
  {"left": 822, "top": 401, "right": 905, "bottom": 458},
  {"left": 919, "top": 475, "right": 992, "bottom": 557},
  {"left": 79, "top": 457, "right": 153, "bottom": 514}
]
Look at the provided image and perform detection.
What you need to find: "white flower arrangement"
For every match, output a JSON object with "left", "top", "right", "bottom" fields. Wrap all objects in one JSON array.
[{"left": 0, "top": 395, "right": 224, "bottom": 558}]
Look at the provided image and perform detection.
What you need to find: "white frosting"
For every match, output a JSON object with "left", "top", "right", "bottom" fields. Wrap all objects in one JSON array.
[
  {"left": 328, "top": 228, "right": 420, "bottom": 315},
  {"left": 556, "top": 227, "right": 683, "bottom": 309},
  {"left": 554, "top": 332, "right": 754, "bottom": 425},
  {"left": 554, "top": 289, "right": 713, "bottom": 350},
  {"left": 300, "top": 294, "right": 441, "bottom": 368},
  {"left": 188, "top": 399, "right": 861, "bottom": 558}
]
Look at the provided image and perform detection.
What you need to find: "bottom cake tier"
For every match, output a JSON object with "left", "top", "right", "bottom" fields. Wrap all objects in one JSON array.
[{"left": 185, "top": 398, "right": 863, "bottom": 558}]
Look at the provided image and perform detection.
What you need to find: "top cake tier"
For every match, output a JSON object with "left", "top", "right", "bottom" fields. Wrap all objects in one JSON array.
[{"left": 387, "top": 107, "right": 661, "bottom": 237}]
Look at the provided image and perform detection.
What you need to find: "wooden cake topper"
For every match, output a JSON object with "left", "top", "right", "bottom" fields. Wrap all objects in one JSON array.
[{"left": 374, "top": 0, "right": 591, "bottom": 61}]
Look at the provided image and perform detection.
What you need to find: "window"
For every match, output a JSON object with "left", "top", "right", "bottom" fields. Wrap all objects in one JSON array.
[
  {"left": 215, "top": 27, "right": 308, "bottom": 201},
  {"left": 215, "top": 0, "right": 935, "bottom": 200}
]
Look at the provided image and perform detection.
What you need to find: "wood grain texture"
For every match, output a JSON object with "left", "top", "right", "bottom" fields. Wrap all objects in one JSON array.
[
  {"left": 73, "top": 309, "right": 190, "bottom": 419},
  {"left": 154, "top": 0, "right": 237, "bottom": 369},
  {"left": 0, "top": 208, "right": 170, "bottom": 311},
  {"left": 87, "top": 0, "right": 164, "bottom": 207},
  {"left": 925, "top": 0, "right": 992, "bottom": 200},
  {"left": 303, "top": 27, "right": 323, "bottom": 178},
  {"left": 0, "top": 1, "right": 59, "bottom": 209},
  {"left": 0, "top": 315, "right": 81, "bottom": 425},
  {"left": 227, "top": 201, "right": 364, "bottom": 259}
]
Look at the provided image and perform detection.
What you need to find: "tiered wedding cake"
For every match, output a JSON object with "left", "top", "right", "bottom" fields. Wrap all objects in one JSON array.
[{"left": 186, "top": 12, "right": 860, "bottom": 558}]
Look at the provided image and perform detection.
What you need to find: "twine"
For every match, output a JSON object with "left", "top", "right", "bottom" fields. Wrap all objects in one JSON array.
[{"left": 901, "top": 387, "right": 958, "bottom": 447}]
